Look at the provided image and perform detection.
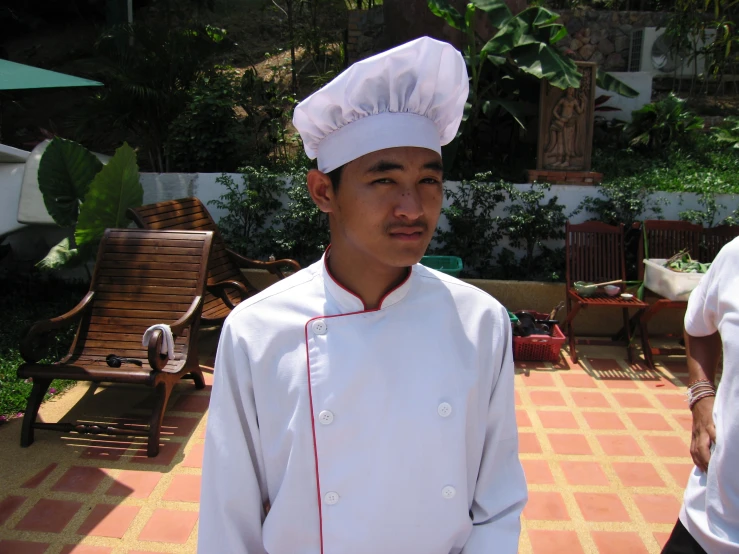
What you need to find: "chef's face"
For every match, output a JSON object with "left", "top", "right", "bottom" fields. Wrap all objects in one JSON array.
[{"left": 308, "top": 146, "right": 444, "bottom": 269}]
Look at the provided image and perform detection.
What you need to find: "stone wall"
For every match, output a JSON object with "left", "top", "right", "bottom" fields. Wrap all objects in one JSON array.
[
  {"left": 557, "top": 10, "right": 670, "bottom": 71},
  {"left": 346, "top": 7, "right": 385, "bottom": 64}
]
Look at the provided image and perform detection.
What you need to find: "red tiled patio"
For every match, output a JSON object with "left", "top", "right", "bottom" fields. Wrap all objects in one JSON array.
[{"left": 0, "top": 331, "right": 694, "bottom": 553}]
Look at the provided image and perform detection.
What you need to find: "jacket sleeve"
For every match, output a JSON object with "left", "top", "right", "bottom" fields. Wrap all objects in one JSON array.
[
  {"left": 463, "top": 306, "right": 528, "bottom": 553},
  {"left": 198, "top": 317, "right": 268, "bottom": 554}
]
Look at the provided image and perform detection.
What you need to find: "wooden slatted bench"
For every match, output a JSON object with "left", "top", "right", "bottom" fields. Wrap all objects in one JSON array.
[
  {"left": 127, "top": 197, "right": 300, "bottom": 326},
  {"left": 17, "top": 228, "right": 214, "bottom": 457}
]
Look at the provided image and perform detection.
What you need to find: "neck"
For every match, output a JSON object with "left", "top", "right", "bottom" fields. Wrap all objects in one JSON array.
[{"left": 326, "top": 244, "right": 409, "bottom": 310}]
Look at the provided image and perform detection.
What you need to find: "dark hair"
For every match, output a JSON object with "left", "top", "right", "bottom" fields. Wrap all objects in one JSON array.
[{"left": 327, "top": 165, "right": 344, "bottom": 191}]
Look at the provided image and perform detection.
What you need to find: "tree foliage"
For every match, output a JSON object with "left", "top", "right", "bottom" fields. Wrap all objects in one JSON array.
[{"left": 79, "top": 22, "right": 229, "bottom": 172}]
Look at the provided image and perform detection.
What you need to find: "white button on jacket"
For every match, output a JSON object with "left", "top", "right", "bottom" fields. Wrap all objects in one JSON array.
[
  {"left": 312, "top": 319, "right": 327, "bottom": 335},
  {"left": 318, "top": 410, "right": 334, "bottom": 425},
  {"left": 324, "top": 491, "right": 340, "bottom": 505},
  {"left": 199, "top": 253, "right": 527, "bottom": 554}
]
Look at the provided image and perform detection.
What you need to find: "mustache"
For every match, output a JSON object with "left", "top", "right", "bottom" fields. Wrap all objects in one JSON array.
[{"left": 385, "top": 221, "right": 429, "bottom": 233}]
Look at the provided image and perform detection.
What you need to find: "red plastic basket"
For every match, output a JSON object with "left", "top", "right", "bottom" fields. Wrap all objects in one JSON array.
[{"left": 512, "top": 323, "right": 566, "bottom": 362}]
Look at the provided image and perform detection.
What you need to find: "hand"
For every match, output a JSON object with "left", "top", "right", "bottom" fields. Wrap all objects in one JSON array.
[{"left": 690, "top": 396, "right": 716, "bottom": 473}]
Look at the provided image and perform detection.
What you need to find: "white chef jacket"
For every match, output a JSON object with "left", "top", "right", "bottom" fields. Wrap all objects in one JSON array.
[
  {"left": 198, "top": 253, "right": 527, "bottom": 554},
  {"left": 680, "top": 236, "right": 739, "bottom": 553}
]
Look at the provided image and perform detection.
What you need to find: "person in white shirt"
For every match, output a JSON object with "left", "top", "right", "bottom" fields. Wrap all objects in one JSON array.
[
  {"left": 198, "top": 36, "right": 527, "bottom": 554},
  {"left": 662, "top": 236, "right": 739, "bottom": 554}
]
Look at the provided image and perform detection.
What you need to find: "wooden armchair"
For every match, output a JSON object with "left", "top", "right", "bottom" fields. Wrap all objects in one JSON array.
[
  {"left": 703, "top": 224, "right": 739, "bottom": 261},
  {"left": 17, "top": 228, "right": 214, "bottom": 457},
  {"left": 636, "top": 220, "right": 703, "bottom": 369},
  {"left": 564, "top": 221, "right": 648, "bottom": 364},
  {"left": 127, "top": 197, "right": 300, "bottom": 326}
]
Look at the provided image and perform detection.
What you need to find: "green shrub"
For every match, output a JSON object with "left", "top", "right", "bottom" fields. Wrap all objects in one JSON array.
[
  {"left": 713, "top": 116, "right": 739, "bottom": 150},
  {"left": 624, "top": 93, "right": 704, "bottom": 152},
  {"left": 591, "top": 137, "right": 739, "bottom": 194},
  {"left": 432, "top": 174, "right": 510, "bottom": 278},
  {"left": 208, "top": 167, "right": 286, "bottom": 259},
  {"left": 498, "top": 183, "right": 568, "bottom": 281},
  {"left": 268, "top": 166, "right": 330, "bottom": 267},
  {"left": 679, "top": 173, "right": 739, "bottom": 228},
  {"left": 574, "top": 176, "right": 665, "bottom": 229}
]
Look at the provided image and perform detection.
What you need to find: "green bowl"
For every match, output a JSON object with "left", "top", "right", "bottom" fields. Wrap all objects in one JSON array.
[{"left": 574, "top": 281, "right": 598, "bottom": 297}]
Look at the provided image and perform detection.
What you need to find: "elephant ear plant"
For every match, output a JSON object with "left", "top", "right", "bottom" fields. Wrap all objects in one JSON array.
[{"left": 36, "top": 138, "right": 144, "bottom": 272}]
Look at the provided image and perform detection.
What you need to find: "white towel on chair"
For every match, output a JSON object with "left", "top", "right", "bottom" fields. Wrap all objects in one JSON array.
[{"left": 142, "top": 324, "right": 175, "bottom": 360}]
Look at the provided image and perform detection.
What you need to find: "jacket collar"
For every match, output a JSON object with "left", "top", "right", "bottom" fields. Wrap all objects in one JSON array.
[{"left": 320, "top": 246, "right": 413, "bottom": 313}]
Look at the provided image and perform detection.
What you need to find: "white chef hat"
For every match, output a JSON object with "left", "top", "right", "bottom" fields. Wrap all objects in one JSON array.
[{"left": 293, "top": 36, "right": 469, "bottom": 173}]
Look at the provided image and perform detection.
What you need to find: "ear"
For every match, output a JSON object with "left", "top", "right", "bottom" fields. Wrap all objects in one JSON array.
[{"left": 306, "top": 169, "right": 335, "bottom": 214}]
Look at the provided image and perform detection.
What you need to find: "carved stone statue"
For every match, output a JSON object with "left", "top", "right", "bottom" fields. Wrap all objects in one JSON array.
[
  {"left": 544, "top": 87, "right": 586, "bottom": 168},
  {"left": 536, "top": 61, "right": 596, "bottom": 174}
]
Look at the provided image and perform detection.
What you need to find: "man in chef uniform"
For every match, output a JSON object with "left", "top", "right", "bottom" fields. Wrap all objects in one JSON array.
[
  {"left": 198, "top": 36, "right": 528, "bottom": 554},
  {"left": 661, "top": 235, "right": 739, "bottom": 553}
]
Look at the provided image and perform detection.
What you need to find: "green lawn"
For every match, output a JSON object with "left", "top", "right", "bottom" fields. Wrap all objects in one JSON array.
[{"left": 0, "top": 275, "right": 87, "bottom": 421}]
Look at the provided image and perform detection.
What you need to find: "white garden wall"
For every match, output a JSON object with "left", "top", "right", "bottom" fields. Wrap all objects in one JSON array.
[
  {"left": 139, "top": 172, "right": 739, "bottom": 228},
  {"left": 2, "top": 171, "right": 737, "bottom": 281}
]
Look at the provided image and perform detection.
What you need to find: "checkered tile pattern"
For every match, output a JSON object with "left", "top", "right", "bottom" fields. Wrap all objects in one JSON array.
[
  {"left": 516, "top": 346, "right": 693, "bottom": 553},
  {"left": 0, "top": 338, "right": 693, "bottom": 553},
  {"left": 0, "top": 365, "right": 211, "bottom": 554}
]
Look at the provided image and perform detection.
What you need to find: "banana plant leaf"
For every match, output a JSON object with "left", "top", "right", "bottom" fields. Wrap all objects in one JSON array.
[
  {"left": 470, "top": 0, "right": 513, "bottom": 29},
  {"left": 74, "top": 143, "right": 143, "bottom": 246},
  {"left": 509, "top": 6, "right": 567, "bottom": 45},
  {"left": 37, "top": 137, "right": 103, "bottom": 227},
  {"left": 596, "top": 69, "right": 639, "bottom": 98},
  {"left": 512, "top": 43, "right": 581, "bottom": 89},
  {"left": 427, "top": 0, "right": 465, "bottom": 30},
  {"left": 483, "top": 98, "right": 534, "bottom": 128}
]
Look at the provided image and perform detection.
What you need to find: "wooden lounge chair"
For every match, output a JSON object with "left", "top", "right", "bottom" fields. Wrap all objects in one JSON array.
[
  {"left": 636, "top": 220, "right": 703, "bottom": 369},
  {"left": 564, "top": 221, "right": 648, "bottom": 364},
  {"left": 127, "top": 197, "right": 300, "bottom": 326},
  {"left": 17, "top": 228, "right": 214, "bottom": 457}
]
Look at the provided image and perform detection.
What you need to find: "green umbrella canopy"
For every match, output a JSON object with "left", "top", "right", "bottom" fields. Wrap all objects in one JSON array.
[{"left": 0, "top": 59, "right": 103, "bottom": 91}]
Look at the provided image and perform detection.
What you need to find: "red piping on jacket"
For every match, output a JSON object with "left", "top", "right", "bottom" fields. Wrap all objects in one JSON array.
[
  {"left": 323, "top": 244, "right": 413, "bottom": 311},
  {"left": 303, "top": 249, "right": 413, "bottom": 553}
]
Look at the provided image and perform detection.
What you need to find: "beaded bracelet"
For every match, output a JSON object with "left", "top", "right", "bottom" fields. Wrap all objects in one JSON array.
[
  {"left": 689, "top": 384, "right": 715, "bottom": 393},
  {"left": 687, "top": 379, "right": 716, "bottom": 410},
  {"left": 689, "top": 390, "right": 716, "bottom": 410}
]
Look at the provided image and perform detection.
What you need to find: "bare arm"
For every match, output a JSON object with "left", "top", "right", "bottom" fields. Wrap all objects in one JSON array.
[{"left": 685, "top": 330, "right": 722, "bottom": 472}]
